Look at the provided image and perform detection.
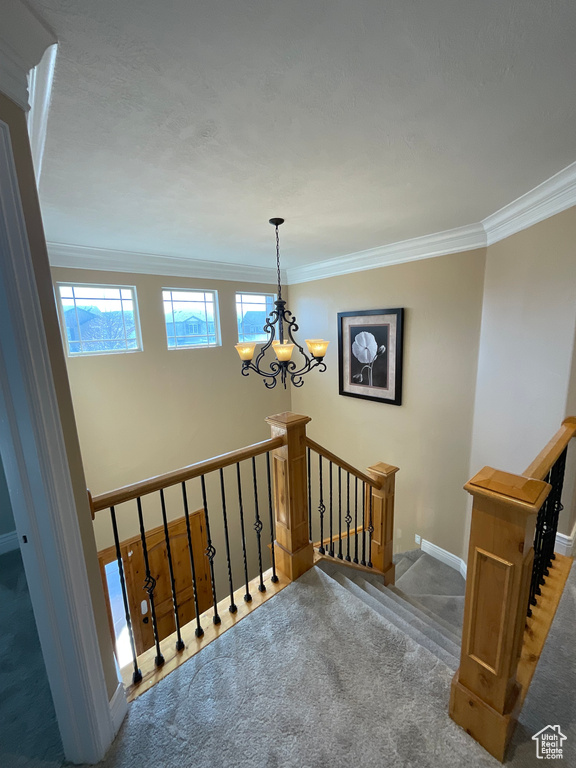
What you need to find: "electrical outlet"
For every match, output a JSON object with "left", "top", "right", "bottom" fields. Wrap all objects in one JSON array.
[{"left": 415, "top": 534, "right": 421, "bottom": 545}]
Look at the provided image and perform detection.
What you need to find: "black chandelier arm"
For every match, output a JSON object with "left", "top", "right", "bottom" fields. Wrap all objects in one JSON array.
[{"left": 287, "top": 356, "right": 327, "bottom": 380}]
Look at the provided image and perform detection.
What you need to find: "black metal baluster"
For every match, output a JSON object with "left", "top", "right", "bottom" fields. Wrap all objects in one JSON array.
[
  {"left": 109, "top": 506, "right": 142, "bottom": 683},
  {"left": 367, "top": 490, "right": 374, "bottom": 568},
  {"left": 252, "top": 456, "right": 266, "bottom": 592},
  {"left": 236, "top": 463, "right": 252, "bottom": 601},
  {"left": 200, "top": 475, "right": 221, "bottom": 624},
  {"left": 353, "top": 477, "right": 359, "bottom": 564},
  {"left": 266, "top": 453, "right": 279, "bottom": 583},
  {"left": 181, "top": 481, "right": 204, "bottom": 637},
  {"left": 329, "top": 461, "right": 334, "bottom": 557},
  {"left": 219, "top": 469, "right": 237, "bottom": 613},
  {"left": 361, "top": 482, "right": 367, "bottom": 566},
  {"left": 307, "top": 446, "right": 312, "bottom": 541},
  {"left": 318, "top": 455, "right": 325, "bottom": 555},
  {"left": 545, "top": 448, "right": 567, "bottom": 570},
  {"left": 159, "top": 489, "right": 185, "bottom": 651},
  {"left": 345, "top": 472, "right": 352, "bottom": 561},
  {"left": 337, "top": 467, "right": 343, "bottom": 559},
  {"left": 136, "top": 496, "right": 164, "bottom": 667}
]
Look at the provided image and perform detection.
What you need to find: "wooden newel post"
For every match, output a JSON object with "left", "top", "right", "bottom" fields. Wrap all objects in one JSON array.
[
  {"left": 266, "top": 412, "right": 314, "bottom": 582},
  {"left": 366, "top": 463, "right": 399, "bottom": 585},
  {"left": 449, "top": 467, "right": 550, "bottom": 762}
]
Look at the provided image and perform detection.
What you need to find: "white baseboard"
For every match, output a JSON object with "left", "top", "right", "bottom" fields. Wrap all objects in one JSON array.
[
  {"left": 109, "top": 682, "right": 128, "bottom": 736},
  {"left": 0, "top": 530, "right": 18, "bottom": 555},
  {"left": 421, "top": 538, "right": 467, "bottom": 580},
  {"left": 555, "top": 524, "right": 575, "bottom": 557}
]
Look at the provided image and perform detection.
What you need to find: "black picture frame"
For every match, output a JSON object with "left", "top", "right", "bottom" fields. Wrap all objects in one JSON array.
[{"left": 338, "top": 308, "right": 404, "bottom": 405}]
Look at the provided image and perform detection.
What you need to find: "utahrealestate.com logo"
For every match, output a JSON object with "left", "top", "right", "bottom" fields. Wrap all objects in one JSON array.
[{"left": 532, "top": 725, "right": 567, "bottom": 759}]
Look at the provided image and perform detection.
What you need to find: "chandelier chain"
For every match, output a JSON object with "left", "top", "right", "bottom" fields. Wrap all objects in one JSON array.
[{"left": 275, "top": 225, "right": 282, "bottom": 300}]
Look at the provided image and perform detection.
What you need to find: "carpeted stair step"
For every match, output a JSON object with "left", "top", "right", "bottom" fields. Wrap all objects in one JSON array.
[
  {"left": 392, "top": 548, "right": 426, "bottom": 580},
  {"left": 349, "top": 576, "right": 462, "bottom": 660},
  {"left": 396, "top": 553, "right": 466, "bottom": 597},
  {"left": 327, "top": 570, "right": 460, "bottom": 670},
  {"left": 406, "top": 594, "right": 465, "bottom": 635},
  {"left": 385, "top": 585, "right": 463, "bottom": 642}
]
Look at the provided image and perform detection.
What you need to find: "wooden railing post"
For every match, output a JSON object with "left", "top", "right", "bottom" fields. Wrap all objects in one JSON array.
[
  {"left": 449, "top": 467, "right": 550, "bottom": 761},
  {"left": 266, "top": 412, "right": 314, "bottom": 582},
  {"left": 366, "top": 463, "right": 399, "bottom": 584}
]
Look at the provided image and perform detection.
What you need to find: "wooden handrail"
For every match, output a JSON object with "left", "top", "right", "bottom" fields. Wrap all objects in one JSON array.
[
  {"left": 305, "top": 437, "right": 381, "bottom": 489},
  {"left": 522, "top": 416, "right": 576, "bottom": 481},
  {"left": 91, "top": 436, "right": 286, "bottom": 513}
]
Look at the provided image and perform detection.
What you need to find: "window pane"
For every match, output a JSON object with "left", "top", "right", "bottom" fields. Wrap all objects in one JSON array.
[
  {"left": 236, "top": 291, "right": 275, "bottom": 342},
  {"left": 162, "top": 288, "right": 220, "bottom": 349},
  {"left": 57, "top": 284, "right": 141, "bottom": 356}
]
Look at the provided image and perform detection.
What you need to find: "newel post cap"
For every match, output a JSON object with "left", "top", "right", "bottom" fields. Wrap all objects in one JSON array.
[
  {"left": 265, "top": 412, "right": 312, "bottom": 429},
  {"left": 464, "top": 466, "right": 550, "bottom": 512},
  {"left": 367, "top": 462, "right": 400, "bottom": 477}
]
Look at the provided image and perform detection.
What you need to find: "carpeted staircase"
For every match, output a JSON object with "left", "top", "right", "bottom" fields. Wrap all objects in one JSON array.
[{"left": 317, "top": 549, "right": 465, "bottom": 672}]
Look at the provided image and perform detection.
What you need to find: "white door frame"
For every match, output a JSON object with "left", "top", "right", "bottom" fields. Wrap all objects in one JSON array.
[{"left": 0, "top": 118, "right": 123, "bottom": 763}]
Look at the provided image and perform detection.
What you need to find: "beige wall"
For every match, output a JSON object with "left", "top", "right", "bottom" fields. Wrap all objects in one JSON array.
[
  {"left": 51, "top": 267, "right": 291, "bottom": 596},
  {"left": 0, "top": 92, "right": 118, "bottom": 697},
  {"left": 289, "top": 249, "right": 487, "bottom": 559},
  {"left": 469, "top": 207, "right": 576, "bottom": 541}
]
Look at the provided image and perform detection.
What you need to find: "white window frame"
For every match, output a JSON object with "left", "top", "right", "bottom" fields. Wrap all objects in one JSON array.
[
  {"left": 162, "top": 287, "right": 221, "bottom": 350},
  {"left": 235, "top": 290, "right": 276, "bottom": 343},
  {"left": 55, "top": 282, "right": 143, "bottom": 357}
]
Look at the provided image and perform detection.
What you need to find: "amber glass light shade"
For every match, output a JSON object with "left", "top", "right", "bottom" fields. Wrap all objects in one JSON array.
[
  {"left": 272, "top": 341, "right": 295, "bottom": 361},
  {"left": 235, "top": 342, "right": 257, "bottom": 361},
  {"left": 305, "top": 339, "right": 330, "bottom": 358}
]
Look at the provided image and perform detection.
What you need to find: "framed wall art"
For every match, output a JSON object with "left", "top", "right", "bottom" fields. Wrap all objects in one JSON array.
[{"left": 338, "top": 308, "right": 404, "bottom": 405}]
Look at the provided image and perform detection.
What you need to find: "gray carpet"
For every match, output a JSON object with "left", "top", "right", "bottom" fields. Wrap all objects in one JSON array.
[
  {"left": 0, "top": 550, "right": 64, "bottom": 768},
  {"left": 4, "top": 548, "right": 573, "bottom": 767},
  {"left": 92, "top": 565, "right": 498, "bottom": 768}
]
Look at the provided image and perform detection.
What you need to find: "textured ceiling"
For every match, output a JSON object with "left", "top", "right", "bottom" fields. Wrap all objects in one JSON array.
[{"left": 30, "top": 0, "right": 576, "bottom": 270}]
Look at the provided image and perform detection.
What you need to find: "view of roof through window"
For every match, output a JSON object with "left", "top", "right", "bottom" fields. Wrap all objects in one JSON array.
[
  {"left": 236, "top": 293, "right": 275, "bottom": 342},
  {"left": 163, "top": 289, "right": 219, "bottom": 348},
  {"left": 58, "top": 284, "right": 140, "bottom": 355}
]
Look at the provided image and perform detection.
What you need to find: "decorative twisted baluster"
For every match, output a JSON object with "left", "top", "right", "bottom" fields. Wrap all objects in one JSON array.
[
  {"left": 266, "top": 453, "right": 279, "bottom": 583},
  {"left": 353, "top": 477, "right": 359, "bottom": 564},
  {"left": 307, "top": 446, "right": 312, "bottom": 541},
  {"left": 252, "top": 456, "right": 266, "bottom": 592},
  {"left": 527, "top": 448, "right": 568, "bottom": 616},
  {"left": 367, "top": 490, "right": 374, "bottom": 568},
  {"left": 200, "top": 475, "right": 221, "bottom": 625},
  {"left": 345, "top": 472, "right": 352, "bottom": 561},
  {"left": 181, "top": 481, "right": 204, "bottom": 637},
  {"left": 136, "top": 497, "right": 164, "bottom": 667},
  {"left": 236, "top": 463, "right": 252, "bottom": 602},
  {"left": 361, "top": 482, "right": 366, "bottom": 566},
  {"left": 329, "top": 461, "right": 334, "bottom": 557},
  {"left": 109, "top": 506, "right": 141, "bottom": 683},
  {"left": 159, "top": 489, "right": 185, "bottom": 651},
  {"left": 318, "top": 455, "right": 325, "bottom": 555},
  {"left": 337, "top": 467, "right": 343, "bottom": 559},
  {"left": 219, "top": 468, "right": 237, "bottom": 613}
]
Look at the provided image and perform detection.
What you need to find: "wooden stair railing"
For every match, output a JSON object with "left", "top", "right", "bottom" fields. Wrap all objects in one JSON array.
[
  {"left": 450, "top": 417, "right": 576, "bottom": 761},
  {"left": 89, "top": 411, "right": 398, "bottom": 699},
  {"left": 304, "top": 436, "right": 398, "bottom": 584}
]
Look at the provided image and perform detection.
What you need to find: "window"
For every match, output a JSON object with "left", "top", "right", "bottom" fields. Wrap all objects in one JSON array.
[
  {"left": 57, "top": 283, "right": 141, "bottom": 355},
  {"left": 163, "top": 289, "right": 220, "bottom": 349},
  {"left": 236, "top": 292, "right": 276, "bottom": 342}
]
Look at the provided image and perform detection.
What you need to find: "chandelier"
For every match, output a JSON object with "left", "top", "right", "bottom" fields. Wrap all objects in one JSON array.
[{"left": 235, "top": 218, "right": 329, "bottom": 388}]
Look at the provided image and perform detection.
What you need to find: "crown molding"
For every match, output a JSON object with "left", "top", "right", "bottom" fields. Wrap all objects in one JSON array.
[
  {"left": 286, "top": 223, "right": 486, "bottom": 285},
  {"left": 482, "top": 161, "right": 576, "bottom": 246},
  {"left": 48, "top": 241, "right": 283, "bottom": 286},
  {"left": 28, "top": 43, "right": 57, "bottom": 183},
  {"left": 48, "top": 161, "right": 576, "bottom": 287},
  {"left": 0, "top": 0, "right": 56, "bottom": 110}
]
